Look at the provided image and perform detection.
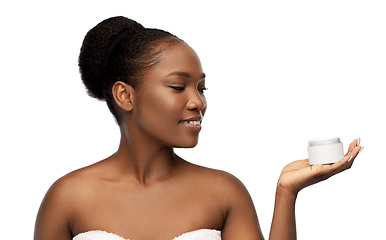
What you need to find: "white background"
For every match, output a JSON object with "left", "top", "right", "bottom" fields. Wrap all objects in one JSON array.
[{"left": 1, "top": 1, "right": 385, "bottom": 239}]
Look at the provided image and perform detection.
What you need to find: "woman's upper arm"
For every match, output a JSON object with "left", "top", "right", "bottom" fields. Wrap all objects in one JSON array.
[
  {"left": 34, "top": 177, "right": 74, "bottom": 240},
  {"left": 220, "top": 173, "right": 265, "bottom": 240}
]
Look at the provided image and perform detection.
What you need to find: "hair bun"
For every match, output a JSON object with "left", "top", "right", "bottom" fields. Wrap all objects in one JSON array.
[{"left": 78, "top": 16, "right": 144, "bottom": 100}]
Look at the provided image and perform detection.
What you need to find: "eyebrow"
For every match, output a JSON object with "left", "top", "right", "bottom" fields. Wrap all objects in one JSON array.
[{"left": 166, "top": 71, "right": 206, "bottom": 80}]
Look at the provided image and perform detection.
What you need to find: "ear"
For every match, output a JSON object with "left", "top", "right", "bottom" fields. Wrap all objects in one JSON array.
[{"left": 112, "top": 81, "right": 135, "bottom": 112}]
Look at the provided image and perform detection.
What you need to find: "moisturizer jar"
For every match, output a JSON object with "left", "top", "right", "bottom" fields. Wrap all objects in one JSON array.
[{"left": 307, "top": 138, "right": 344, "bottom": 165}]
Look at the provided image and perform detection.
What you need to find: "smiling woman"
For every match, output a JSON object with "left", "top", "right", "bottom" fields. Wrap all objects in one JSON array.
[
  {"left": 127, "top": 40, "right": 207, "bottom": 148},
  {"left": 33, "top": 16, "right": 363, "bottom": 240}
]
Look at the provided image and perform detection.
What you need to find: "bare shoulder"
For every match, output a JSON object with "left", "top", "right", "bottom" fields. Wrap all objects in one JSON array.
[
  {"left": 34, "top": 162, "right": 106, "bottom": 240},
  {"left": 181, "top": 162, "right": 263, "bottom": 239},
  {"left": 49, "top": 160, "right": 109, "bottom": 199},
  {"left": 38, "top": 160, "right": 110, "bottom": 217},
  {"left": 180, "top": 161, "right": 250, "bottom": 201},
  {"left": 183, "top": 160, "right": 245, "bottom": 183}
]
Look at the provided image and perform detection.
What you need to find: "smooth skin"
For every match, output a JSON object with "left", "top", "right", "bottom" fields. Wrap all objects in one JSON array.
[{"left": 34, "top": 40, "right": 363, "bottom": 240}]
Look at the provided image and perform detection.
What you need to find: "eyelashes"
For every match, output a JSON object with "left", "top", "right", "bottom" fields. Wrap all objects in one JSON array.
[
  {"left": 169, "top": 86, "right": 208, "bottom": 94},
  {"left": 198, "top": 87, "right": 208, "bottom": 94},
  {"left": 170, "top": 86, "right": 185, "bottom": 91}
]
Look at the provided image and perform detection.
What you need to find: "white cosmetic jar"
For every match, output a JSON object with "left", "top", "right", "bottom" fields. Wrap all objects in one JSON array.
[{"left": 307, "top": 138, "right": 344, "bottom": 165}]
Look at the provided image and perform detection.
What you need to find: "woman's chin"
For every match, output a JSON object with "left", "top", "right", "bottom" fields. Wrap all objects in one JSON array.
[{"left": 173, "top": 139, "right": 199, "bottom": 149}]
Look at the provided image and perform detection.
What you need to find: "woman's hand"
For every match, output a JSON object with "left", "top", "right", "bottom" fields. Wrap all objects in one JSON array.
[{"left": 277, "top": 139, "right": 364, "bottom": 195}]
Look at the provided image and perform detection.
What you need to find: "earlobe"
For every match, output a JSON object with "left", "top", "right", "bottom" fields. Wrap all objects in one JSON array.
[{"left": 112, "top": 81, "right": 134, "bottom": 112}]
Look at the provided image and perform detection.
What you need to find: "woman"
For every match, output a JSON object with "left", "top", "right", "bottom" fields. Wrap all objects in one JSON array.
[{"left": 34, "top": 16, "right": 363, "bottom": 240}]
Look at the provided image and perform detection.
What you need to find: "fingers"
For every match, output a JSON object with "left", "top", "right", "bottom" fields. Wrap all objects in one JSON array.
[
  {"left": 326, "top": 139, "right": 364, "bottom": 175},
  {"left": 348, "top": 138, "right": 364, "bottom": 160},
  {"left": 297, "top": 138, "right": 364, "bottom": 190},
  {"left": 336, "top": 138, "right": 364, "bottom": 171},
  {"left": 345, "top": 138, "right": 364, "bottom": 159},
  {"left": 347, "top": 138, "right": 359, "bottom": 153}
]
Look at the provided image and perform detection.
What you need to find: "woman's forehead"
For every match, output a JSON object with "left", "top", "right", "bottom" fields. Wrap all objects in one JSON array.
[{"left": 148, "top": 41, "right": 204, "bottom": 80}]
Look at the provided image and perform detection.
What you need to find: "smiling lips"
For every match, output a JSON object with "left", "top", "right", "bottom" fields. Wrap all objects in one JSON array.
[
  {"left": 179, "top": 116, "right": 202, "bottom": 131},
  {"left": 180, "top": 120, "right": 201, "bottom": 126}
]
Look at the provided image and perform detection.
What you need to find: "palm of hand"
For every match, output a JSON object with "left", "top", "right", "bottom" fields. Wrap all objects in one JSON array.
[{"left": 278, "top": 139, "right": 362, "bottom": 194}]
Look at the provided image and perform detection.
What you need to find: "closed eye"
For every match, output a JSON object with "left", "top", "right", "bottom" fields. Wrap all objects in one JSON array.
[{"left": 170, "top": 86, "right": 185, "bottom": 91}]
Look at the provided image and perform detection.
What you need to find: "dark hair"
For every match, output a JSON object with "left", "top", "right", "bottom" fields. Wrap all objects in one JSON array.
[{"left": 79, "top": 16, "right": 179, "bottom": 123}]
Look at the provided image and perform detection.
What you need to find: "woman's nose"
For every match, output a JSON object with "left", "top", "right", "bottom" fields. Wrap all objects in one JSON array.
[{"left": 186, "top": 92, "right": 206, "bottom": 112}]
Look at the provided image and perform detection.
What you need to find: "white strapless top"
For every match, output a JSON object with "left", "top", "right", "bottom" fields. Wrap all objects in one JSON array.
[{"left": 73, "top": 229, "right": 221, "bottom": 240}]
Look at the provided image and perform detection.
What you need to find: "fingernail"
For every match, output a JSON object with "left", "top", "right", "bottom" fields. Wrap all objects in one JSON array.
[
  {"left": 347, "top": 155, "right": 353, "bottom": 162},
  {"left": 358, "top": 146, "right": 364, "bottom": 154},
  {"left": 357, "top": 137, "right": 361, "bottom": 146}
]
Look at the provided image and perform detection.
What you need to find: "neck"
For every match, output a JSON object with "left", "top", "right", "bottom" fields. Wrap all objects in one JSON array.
[{"left": 111, "top": 126, "right": 179, "bottom": 185}]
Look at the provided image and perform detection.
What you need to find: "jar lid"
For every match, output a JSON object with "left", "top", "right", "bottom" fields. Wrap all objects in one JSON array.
[{"left": 309, "top": 137, "right": 340, "bottom": 146}]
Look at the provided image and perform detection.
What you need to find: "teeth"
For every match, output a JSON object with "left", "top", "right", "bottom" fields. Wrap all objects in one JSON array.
[
  {"left": 181, "top": 120, "right": 201, "bottom": 125},
  {"left": 190, "top": 121, "right": 200, "bottom": 125}
]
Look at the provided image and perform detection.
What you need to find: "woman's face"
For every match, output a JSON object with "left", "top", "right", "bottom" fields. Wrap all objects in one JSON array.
[{"left": 131, "top": 41, "right": 207, "bottom": 148}]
